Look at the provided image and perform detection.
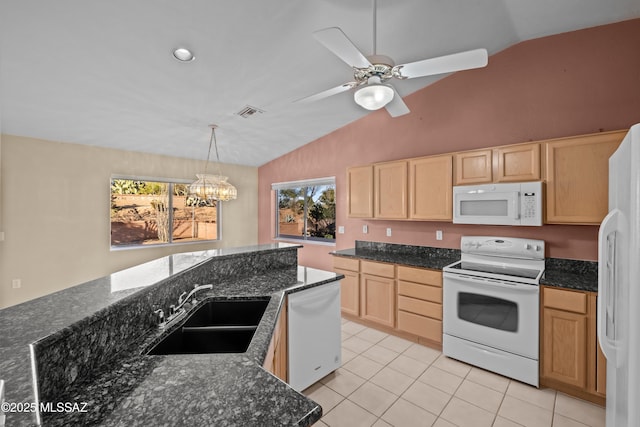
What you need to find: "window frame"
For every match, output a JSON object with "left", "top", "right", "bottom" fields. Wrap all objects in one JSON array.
[
  {"left": 110, "top": 175, "right": 221, "bottom": 250},
  {"left": 272, "top": 177, "right": 336, "bottom": 246}
]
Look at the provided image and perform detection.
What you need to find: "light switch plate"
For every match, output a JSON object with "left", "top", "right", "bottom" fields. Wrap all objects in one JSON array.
[
  {"left": 338, "top": 226, "right": 345, "bottom": 234},
  {"left": 436, "top": 230, "right": 443, "bottom": 241},
  {"left": 362, "top": 225, "right": 368, "bottom": 234},
  {"left": 386, "top": 228, "right": 392, "bottom": 237}
]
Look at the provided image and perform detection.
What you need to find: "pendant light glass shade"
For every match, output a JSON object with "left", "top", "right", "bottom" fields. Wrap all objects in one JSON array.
[{"left": 188, "top": 126, "right": 238, "bottom": 202}]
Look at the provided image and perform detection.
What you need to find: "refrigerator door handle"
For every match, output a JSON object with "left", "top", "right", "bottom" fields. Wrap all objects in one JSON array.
[{"left": 598, "top": 208, "right": 620, "bottom": 365}]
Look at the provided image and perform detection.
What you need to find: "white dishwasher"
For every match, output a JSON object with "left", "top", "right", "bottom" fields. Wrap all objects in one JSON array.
[{"left": 288, "top": 281, "right": 342, "bottom": 391}]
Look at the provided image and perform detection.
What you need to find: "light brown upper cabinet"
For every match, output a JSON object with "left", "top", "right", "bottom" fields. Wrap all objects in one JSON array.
[
  {"left": 454, "top": 149, "right": 492, "bottom": 185},
  {"left": 347, "top": 165, "right": 374, "bottom": 218},
  {"left": 408, "top": 155, "right": 453, "bottom": 220},
  {"left": 374, "top": 161, "right": 408, "bottom": 219},
  {"left": 493, "top": 143, "right": 541, "bottom": 182},
  {"left": 455, "top": 143, "right": 541, "bottom": 185},
  {"left": 544, "top": 130, "right": 626, "bottom": 224}
]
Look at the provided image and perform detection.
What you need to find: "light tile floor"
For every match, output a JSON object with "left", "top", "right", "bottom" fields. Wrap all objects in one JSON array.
[{"left": 303, "top": 319, "right": 606, "bottom": 427}]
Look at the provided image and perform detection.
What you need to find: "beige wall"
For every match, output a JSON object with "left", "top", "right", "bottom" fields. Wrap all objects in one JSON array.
[{"left": 0, "top": 134, "right": 258, "bottom": 308}]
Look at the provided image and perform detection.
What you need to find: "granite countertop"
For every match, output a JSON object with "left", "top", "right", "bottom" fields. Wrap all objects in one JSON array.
[
  {"left": 333, "top": 241, "right": 599, "bottom": 293},
  {"left": 540, "top": 258, "right": 598, "bottom": 292},
  {"left": 332, "top": 244, "right": 460, "bottom": 271},
  {"left": 0, "top": 244, "right": 342, "bottom": 426},
  {"left": 56, "top": 267, "right": 339, "bottom": 427}
]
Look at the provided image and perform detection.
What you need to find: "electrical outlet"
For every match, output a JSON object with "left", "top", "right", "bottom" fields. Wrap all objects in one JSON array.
[
  {"left": 338, "top": 226, "right": 345, "bottom": 234},
  {"left": 12, "top": 279, "right": 21, "bottom": 289},
  {"left": 386, "top": 228, "right": 392, "bottom": 237},
  {"left": 0, "top": 231, "right": 5, "bottom": 241},
  {"left": 436, "top": 230, "right": 443, "bottom": 241},
  {"left": 362, "top": 225, "right": 368, "bottom": 234}
]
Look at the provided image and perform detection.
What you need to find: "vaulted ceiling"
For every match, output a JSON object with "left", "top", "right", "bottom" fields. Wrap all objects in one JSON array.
[{"left": 1, "top": 0, "right": 639, "bottom": 166}]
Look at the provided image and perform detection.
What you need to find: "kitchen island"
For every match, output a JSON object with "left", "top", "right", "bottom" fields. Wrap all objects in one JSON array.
[{"left": 0, "top": 243, "right": 341, "bottom": 426}]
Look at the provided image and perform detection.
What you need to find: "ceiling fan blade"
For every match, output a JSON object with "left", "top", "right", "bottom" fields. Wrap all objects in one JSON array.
[
  {"left": 295, "top": 82, "right": 357, "bottom": 104},
  {"left": 393, "top": 48, "right": 488, "bottom": 79},
  {"left": 313, "top": 27, "right": 372, "bottom": 69},
  {"left": 385, "top": 87, "right": 410, "bottom": 117}
]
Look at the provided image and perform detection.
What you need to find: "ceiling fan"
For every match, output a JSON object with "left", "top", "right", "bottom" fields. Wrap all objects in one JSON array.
[{"left": 297, "top": 0, "right": 489, "bottom": 117}]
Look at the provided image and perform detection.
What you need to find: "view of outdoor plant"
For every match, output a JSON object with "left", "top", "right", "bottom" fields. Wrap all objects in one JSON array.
[
  {"left": 277, "top": 185, "right": 336, "bottom": 242},
  {"left": 110, "top": 179, "right": 218, "bottom": 246}
]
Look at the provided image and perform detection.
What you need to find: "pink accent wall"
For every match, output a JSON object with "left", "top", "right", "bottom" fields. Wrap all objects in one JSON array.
[{"left": 258, "top": 19, "right": 640, "bottom": 271}]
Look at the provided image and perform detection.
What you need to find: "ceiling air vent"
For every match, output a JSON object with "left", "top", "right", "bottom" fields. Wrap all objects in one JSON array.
[{"left": 236, "top": 105, "right": 264, "bottom": 118}]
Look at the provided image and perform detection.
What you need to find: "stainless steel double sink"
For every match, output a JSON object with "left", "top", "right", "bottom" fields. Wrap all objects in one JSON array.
[{"left": 147, "top": 299, "right": 269, "bottom": 355}]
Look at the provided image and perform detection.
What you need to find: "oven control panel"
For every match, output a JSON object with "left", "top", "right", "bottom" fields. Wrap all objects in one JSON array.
[{"left": 461, "top": 236, "right": 545, "bottom": 259}]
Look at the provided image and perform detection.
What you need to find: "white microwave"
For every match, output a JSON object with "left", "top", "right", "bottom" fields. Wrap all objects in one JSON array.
[{"left": 453, "top": 181, "right": 543, "bottom": 226}]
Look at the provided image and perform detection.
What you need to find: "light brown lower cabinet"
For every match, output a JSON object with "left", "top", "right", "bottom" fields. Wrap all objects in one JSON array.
[
  {"left": 540, "top": 286, "right": 605, "bottom": 405},
  {"left": 360, "top": 260, "right": 396, "bottom": 328},
  {"left": 333, "top": 256, "right": 361, "bottom": 317},
  {"left": 332, "top": 256, "right": 443, "bottom": 348},
  {"left": 396, "top": 266, "right": 443, "bottom": 345},
  {"left": 263, "top": 301, "right": 287, "bottom": 382}
]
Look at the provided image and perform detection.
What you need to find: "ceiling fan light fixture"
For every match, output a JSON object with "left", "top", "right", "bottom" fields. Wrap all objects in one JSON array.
[{"left": 354, "top": 80, "right": 394, "bottom": 111}]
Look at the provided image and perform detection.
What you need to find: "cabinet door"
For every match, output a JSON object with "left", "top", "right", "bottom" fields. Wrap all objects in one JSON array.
[
  {"left": 264, "top": 303, "right": 287, "bottom": 382},
  {"left": 493, "top": 143, "right": 541, "bottom": 182},
  {"left": 588, "top": 294, "right": 606, "bottom": 396},
  {"left": 408, "top": 155, "right": 453, "bottom": 220},
  {"left": 374, "top": 161, "right": 408, "bottom": 219},
  {"left": 274, "top": 302, "right": 288, "bottom": 382},
  {"left": 347, "top": 165, "right": 374, "bottom": 218},
  {"left": 360, "top": 274, "right": 396, "bottom": 328},
  {"left": 544, "top": 130, "right": 625, "bottom": 224},
  {"left": 454, "top": 149, "right": 493, "bottom": 185},
  {"left": 335, "top": 268, "right": 360, "bottom": 317},
  {"left": 542, "top": 307, "right": 588, "bottom": 388}
]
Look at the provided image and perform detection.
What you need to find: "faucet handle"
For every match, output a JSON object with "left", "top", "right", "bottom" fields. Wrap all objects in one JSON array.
[
  {"left": 169, "top": 305, "right": 176, "bottom": 316},
  {"left": 153, "top": 309, "right": 165, "bottom": 329},
  {"left": 178, "top": 291, "right": 188, "bottom": 305}
]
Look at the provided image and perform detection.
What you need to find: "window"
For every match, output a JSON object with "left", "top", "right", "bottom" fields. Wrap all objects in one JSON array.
[
  {"left": 110, "top": 177, "right": 220, "bottom": 248},
  {"left": 273, "top": 177, "right": 336, "bottom": 244}
]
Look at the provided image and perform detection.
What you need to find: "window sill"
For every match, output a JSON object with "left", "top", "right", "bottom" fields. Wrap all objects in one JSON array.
[
  {"left": 273, "top": 237, "right": 336, "bottom": 247},
  {"left": 110, "top": 239, "right": 220, "bottom": 252}
]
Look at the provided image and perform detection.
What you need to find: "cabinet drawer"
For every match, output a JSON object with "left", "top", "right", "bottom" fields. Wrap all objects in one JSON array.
[
  {"left": 397, "top": 311, "right": 442, "bottom": 343},
  {"left": 333, "top": 256, "right": 359, "bottom": 272},
  {"left": 397, "top": 281, "right": 442, "bottom": 303},
  {"left": 397, "top": 266, "right": 442, "bottom": 287},
  {"left": 543, "top": 287, "right": 587, "bottom": 314},
  {"left": 398, "top": 295, "right": 442, "bottom": 320},
  {"left": 361, "top": 260, "right": 395, "bottom": 278}
]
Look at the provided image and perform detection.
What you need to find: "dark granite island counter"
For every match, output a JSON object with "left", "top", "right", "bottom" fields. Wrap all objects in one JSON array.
[{"left": 0, "top": 243, "right": 341, "bottom": 426}]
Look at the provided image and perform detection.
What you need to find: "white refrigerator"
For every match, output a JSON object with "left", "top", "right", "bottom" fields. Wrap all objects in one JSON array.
[{"left": 598, "top": 123, "right": 640, "bottom": 427}]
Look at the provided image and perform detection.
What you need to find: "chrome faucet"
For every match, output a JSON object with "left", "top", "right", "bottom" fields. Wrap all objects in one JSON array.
[{"left": 166, "top": 283, "right": 213, "bottom": 323}]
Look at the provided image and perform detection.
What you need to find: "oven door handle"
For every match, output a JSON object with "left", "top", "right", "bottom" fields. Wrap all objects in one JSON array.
[{"left": 449, "top": 273, "right": 539, "bottom": 293}]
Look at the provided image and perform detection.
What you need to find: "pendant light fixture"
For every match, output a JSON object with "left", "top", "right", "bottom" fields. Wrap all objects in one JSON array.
[{"left": 188, "top": 125, "right": 237, "bottom": 202}]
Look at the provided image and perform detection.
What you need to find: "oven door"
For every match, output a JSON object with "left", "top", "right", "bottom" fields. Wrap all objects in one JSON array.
[{"left": 443, "top": 272, "right": 539, "bottom": 359}]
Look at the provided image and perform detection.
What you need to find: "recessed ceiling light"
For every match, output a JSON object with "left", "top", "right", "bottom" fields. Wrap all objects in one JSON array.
[{"left": 173, "top": 48, "right": 195, "bottom": 62}]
